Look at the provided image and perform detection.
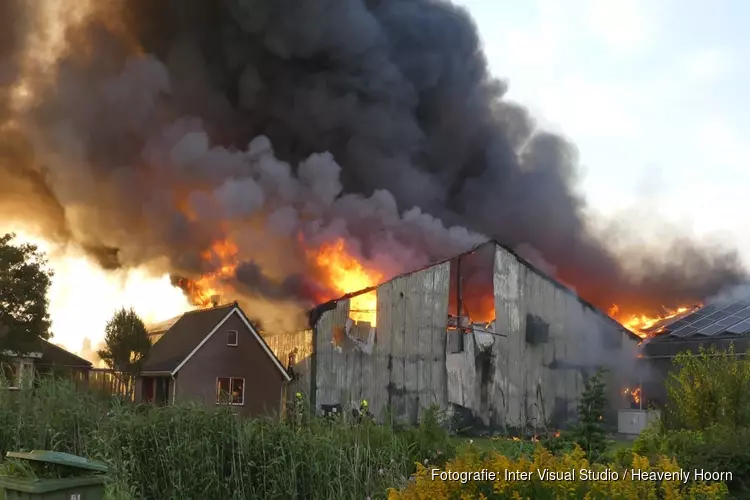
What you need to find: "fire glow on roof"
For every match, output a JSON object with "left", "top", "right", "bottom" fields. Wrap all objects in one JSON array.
[{"left": 659, "top": 300, "right": 750, "bottom": 338}]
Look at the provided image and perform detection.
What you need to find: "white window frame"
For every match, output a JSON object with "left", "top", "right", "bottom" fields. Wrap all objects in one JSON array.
[
  {"left": 1, "top": 359, "right": 34, "bottom": 390},
  {"left": 226, "top": 330, "right": 238, "bottom": 347},
  {"left": 216, "top": 376, "right": 245, "bottom": 406}
]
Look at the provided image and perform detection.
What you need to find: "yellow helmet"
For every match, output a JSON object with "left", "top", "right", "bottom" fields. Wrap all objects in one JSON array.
[
  {"left": 295, "top": 392, "right": 302, "bottom": 398},
  {"left": 361, "top": 399, "right": 368, "bottom": 407}
]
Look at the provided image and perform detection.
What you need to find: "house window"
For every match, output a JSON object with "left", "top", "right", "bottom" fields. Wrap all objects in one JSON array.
[
  {"left": 216, "top": 377, "right": 244, "bottom": 405},
  {"left": 227, "top": 330, "right": 238, "bottom": 346},
  {"left": 1, "top": 360, "right": 33, "bottom": 390}
]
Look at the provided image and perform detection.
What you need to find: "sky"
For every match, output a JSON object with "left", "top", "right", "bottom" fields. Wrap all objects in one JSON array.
[{"left": 455, "top": 0, "right": 750, "bottom": 262}]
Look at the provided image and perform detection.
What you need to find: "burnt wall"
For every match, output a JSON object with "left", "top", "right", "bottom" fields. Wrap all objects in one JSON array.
[{"left": 314, "top": 262, "right": 450, "bottom": 424}]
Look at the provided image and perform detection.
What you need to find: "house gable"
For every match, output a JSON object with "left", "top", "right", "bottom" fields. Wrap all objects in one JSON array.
[{"left": 172, "top": 307, "right": 291, "bottom": 381}]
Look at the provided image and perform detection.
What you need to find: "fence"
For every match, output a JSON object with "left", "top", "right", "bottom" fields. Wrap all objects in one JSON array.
[{"left": 86, "top": 368, "right": 135, "bottom": 400}]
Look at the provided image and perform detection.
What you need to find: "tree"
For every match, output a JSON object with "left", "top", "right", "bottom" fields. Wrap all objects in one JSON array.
[
  {"left": 573, "top": 368, "right": 608, "bottom": 460},
  {"left": 97, "top": 308, "right": 151, "bottom": 398},
  {"left": 0, "top": 233, "right": 53, "bottom": 357}
]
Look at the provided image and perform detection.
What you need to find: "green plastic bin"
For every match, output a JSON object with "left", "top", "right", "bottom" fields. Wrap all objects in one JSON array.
[{"left": 0, "top": 451, "right": 109, "bottom": 500}]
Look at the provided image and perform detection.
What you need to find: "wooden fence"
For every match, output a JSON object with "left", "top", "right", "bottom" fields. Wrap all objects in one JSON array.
[{"left": 82, "top": 368, "right": 135, "bottom": 401}]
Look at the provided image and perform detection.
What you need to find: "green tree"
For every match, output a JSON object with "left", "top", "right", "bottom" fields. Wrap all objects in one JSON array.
[
  {"left": 574, "top": 368, "right": 608, "bottom": 460},
  {"left": 0, "top": 233, "right": 53, "bottom": 357},
  {"left": 97, "top": 308, "right": 151, "bottom": 398},
  {"left": 665, "top": 344, "right": 750, "bottom": 430}
]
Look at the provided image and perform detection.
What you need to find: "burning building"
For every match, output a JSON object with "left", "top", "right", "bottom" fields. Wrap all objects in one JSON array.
[
  {"left": 293, "top": 240, "right": 641, "bottom": 431},
  {"left": 639, "top": 294, "right": 750, "bottom": 404},
  {"left": 1, "top": 0, "right": 748, "bottom": 430}
]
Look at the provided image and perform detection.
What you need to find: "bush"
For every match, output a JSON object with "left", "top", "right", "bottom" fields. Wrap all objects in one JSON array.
[
  {"left": 645, "top": 344, "right": 750, "bottom": 496},
  {"left": 634, "top": 424, "right": 750, "bottom": 495},
  {"left": 388, "top": 444, "right": 729, "bottom": 499},
  {"left": 665, "top": 344, "right": 750, "bottom": 430}
]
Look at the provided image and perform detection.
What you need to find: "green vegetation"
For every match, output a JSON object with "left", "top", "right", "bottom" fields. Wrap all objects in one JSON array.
[
  {"left": 632, "top": 344, "right": 750, "bottom": 497},
  {"left": 97, "top": 308, "right": 151, "bottom": 376},
  {"left": 97, "top": 308, "right": 151, "bottom": 398},
  {"left": 571, "top": 368, "right": 608, "bottom": 460},
  {"left": 0, "top": 233, "right": 53, "bottom": 355},
  {"left": 0, "top": 367, "right": 738, "bottom": 499},
  {"left": 0, "top": 378, "right": 455, "bottom": 499}
]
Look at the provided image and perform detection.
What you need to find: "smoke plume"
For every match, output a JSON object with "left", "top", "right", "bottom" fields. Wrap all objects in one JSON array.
[{"left": 0, "top": 0, "right": 745, "bottom": 331}]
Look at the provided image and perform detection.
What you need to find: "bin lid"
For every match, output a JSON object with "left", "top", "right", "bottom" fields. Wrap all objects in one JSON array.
[{"left": 5, "top": 451, "right": 109, "bottom": 473}]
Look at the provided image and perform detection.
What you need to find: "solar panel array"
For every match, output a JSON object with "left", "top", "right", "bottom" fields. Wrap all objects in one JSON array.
[{"left": 665, "top": 300, "right": 750, "bottom": 338}]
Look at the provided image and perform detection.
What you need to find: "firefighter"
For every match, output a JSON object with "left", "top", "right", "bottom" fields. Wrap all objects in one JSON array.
[{"left": 352, "top": 399, "right": 372, "bottom": 422}]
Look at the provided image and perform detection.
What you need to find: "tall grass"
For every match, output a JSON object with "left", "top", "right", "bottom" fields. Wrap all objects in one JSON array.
[{"left": 0, "top": 378, "right": 454, "bottom": 499}]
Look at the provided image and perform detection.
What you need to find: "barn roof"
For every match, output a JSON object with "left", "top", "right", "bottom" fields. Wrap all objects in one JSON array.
[{"left": 309, "top": 239, "right": 637, "bottom": 340}]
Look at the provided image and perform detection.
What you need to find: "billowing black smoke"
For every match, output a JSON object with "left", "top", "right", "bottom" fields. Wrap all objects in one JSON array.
[{"left": 0, "top": 0, "right": 746, "bottom": 330}]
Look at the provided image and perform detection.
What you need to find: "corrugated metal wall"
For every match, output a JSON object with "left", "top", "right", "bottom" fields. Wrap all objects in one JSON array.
[
  {"left": 307, "top": 242, "right": 638, "bottom": 430},
  {"left": 490, "top": 245, "right": 637, "bottom": 429},
  {"left": 314, "top": 262, "right": 450, "bottom": 424}
]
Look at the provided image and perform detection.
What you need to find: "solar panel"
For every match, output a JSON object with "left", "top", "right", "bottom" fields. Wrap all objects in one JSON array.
[
  {"left": 672, "top": 326, "right": 698, "bottom": 337},
  {"left": 722, "top": 302, "right": 747, "bottom": 314},
  {"left": 666, "top": 319, "right": 691, "bottom": 330},
  {"left": 726, "top": 319, "right": 750, "bottom": 334},
  {"left": 735, "top": 307, "right": 750, "bottom": 319},
  {"left": 700, "top": 305, "right": 718, "bottom": 314},
  {"left": 690, "top": 318, "right": 716, "bottom": 329},
  {"left": 697, "top": 323, "right": 725, "bottom": 336},
  {"left": 677, "top": 312, "right": 705, "bottom": 324},
  {"left": 716, "top": 316, "right": 740, "bottom": 327},
  {"left": 704, "top": 311, "right": 730, "bottom": 321}
]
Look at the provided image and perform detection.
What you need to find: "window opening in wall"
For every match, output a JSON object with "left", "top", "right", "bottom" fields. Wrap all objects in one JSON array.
[
  {"left": 350, "top": 289, "right": 377, "bottom": 326},
  {"left": 525, "top": 314, "right": 550, "bottom": 344},
  {"left": 227, "top": 330, "right": 238, "bottom": 346},
  {"left": 216, "top": 377, "right": 245, "bottom": 405},
  {"left": 447, "top": 244, "right": 498, "bottom": 353}
]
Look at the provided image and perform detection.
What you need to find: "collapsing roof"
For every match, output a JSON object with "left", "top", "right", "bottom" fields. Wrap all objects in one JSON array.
[{"left": 309, "top": 239, "right": 635, "bottom": 339}]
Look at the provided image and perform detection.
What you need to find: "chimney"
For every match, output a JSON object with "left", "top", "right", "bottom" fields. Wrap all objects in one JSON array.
[{"left": 210, "top": 294, "right": 220, "bottom": 307}]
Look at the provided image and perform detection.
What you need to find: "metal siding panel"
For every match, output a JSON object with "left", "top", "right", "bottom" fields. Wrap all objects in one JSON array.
[
  {"left": 390, "top": 276, "right": 408, "bottom": 422},
  {"left": 316, "top": 300, "right": 350, "bottom": 407},
  {"left": 373, "top": 283, "right": 393, "bottom": 421},
  {"left": 493, "top": 245, "right": 524, "bottom": 428},
  {"left": 430, "top": 262, "right": 450, "bottom": 412},
  {"left": 417, "top": 267, "right": 435, "bottom": 421},
  {"left": 403, "top": 272, "right": 421, "bottom": 424}
]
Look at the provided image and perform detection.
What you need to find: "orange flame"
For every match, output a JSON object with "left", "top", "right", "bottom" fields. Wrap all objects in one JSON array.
[
  {"left": 311, "top": 239, "right": 383, "bottom": 326},
  {"left": 623, "top": 386, "right": 642, "bottom": 405},
  {"left": 184, "top": 239, "right": 239, "bottom": 307},
  {"left": 608, "top": 304, "right": 699, "bottom": 338}
]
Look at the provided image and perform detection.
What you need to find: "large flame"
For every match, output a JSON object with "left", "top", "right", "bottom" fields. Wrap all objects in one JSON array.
[
  {"left": 185, "top": 239, "right": 239, "bottom": 307},
  {"left": 310, "top": 239, "right": 383, "bottom": 326},
  {"left": 1, "top": 228, "right": 192, "bottom": 362},
  {"left": 608, "top": 303, "right": 700, "bottom": 338}
]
